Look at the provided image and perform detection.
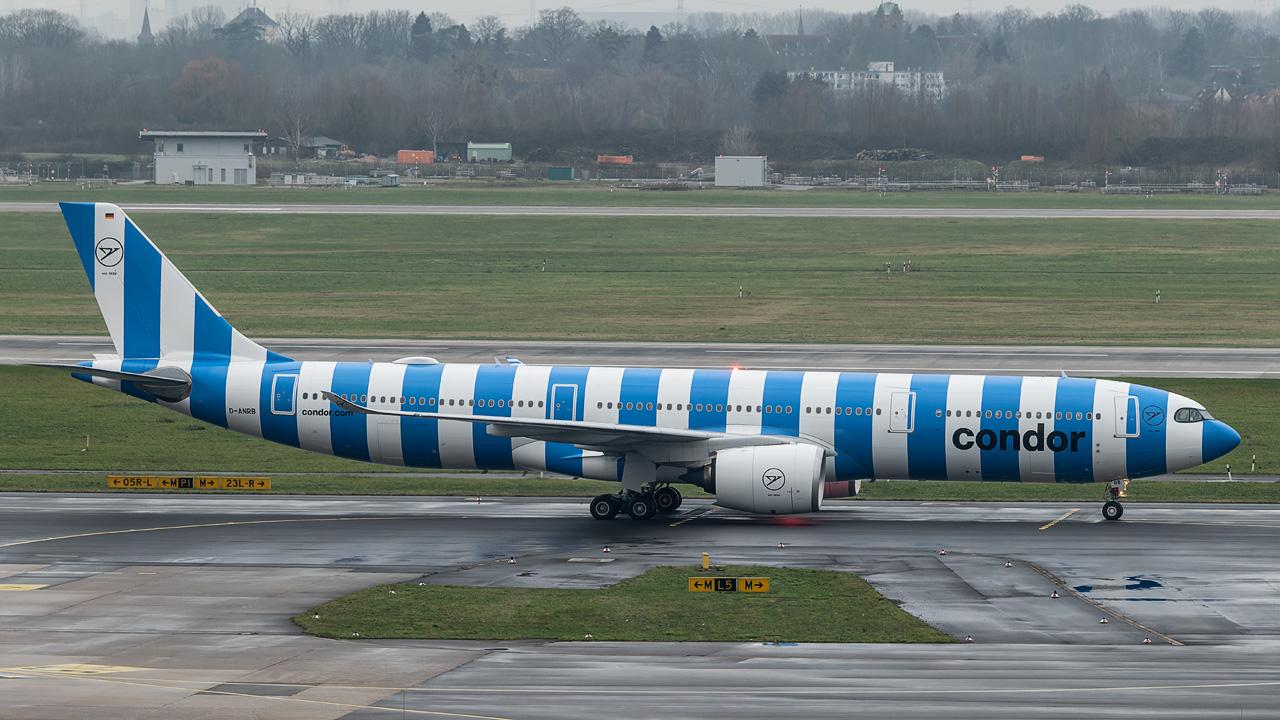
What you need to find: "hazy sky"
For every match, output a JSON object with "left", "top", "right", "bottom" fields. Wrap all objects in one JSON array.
[{"left": 22, "top": 0, "right": 1280, "bottom": 40}]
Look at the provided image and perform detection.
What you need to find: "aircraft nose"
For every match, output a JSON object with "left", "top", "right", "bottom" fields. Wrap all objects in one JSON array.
[{"left": 1202, "top": 421, "right": 1241, "bottom": 463}]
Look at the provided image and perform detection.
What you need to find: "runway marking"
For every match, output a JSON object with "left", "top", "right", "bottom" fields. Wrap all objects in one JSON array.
[
  {"left": 1017, "top": 558, "right": 1184, "bottom": 646},
  {"left": 0, "top": 584, "right": 46, "bottom": 591},
  {"left": 7, "top": 670, "right": 514, "bottom": 719},
  {"left": 0, "top": 516, "right": 435, "bottom": 549},
  {"left": 374, "top": 680, "right": 1280, "bottom": 696},
  {"left": 670, "top": 507, "right": 717, "bottom": 527},
  {"left": 1038, "top": 509, "right": 1079, "bottom": 530}
]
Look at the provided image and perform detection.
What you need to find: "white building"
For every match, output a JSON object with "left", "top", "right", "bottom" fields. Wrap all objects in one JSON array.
[
  {"left": 715, "top": 156, "right": 768, "bottom": 187},
  {"left": 140, "top": 130, "right": 267, "bottom": 185},
  {"left": 792, "top": 61, "right": 946, "bottom": 101}
]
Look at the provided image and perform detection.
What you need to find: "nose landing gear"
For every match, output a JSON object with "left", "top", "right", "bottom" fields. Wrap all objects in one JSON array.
[{"left": 1102, "top": 478, "right": 1128, "bottom": 521}]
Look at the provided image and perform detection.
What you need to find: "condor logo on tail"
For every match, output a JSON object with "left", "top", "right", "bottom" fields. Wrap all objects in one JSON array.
[{"left": 952, "top": 423, "right": 1087, "bottom": 453}]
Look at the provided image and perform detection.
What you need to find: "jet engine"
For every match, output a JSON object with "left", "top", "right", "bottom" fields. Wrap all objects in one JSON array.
[{"left": 684, "top": 444, "right": 826, "bottom": 514}]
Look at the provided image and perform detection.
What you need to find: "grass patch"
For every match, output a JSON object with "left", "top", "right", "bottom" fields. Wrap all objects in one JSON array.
[
  {"left": 294, "top": 564, "right": 954, "bottom": 642},
  {"left": 4, "top": 211, "right": 1280, "bottom": 345}
]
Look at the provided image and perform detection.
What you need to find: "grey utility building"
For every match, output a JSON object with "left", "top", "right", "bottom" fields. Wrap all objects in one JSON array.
[
  {"left": 467, "top": 142, "right": 512, "bottom": 162},
  {"left": 714, "top": 156, "right": 768, "bottom": 187},
  {"left": 141, "top": 130, "right": 267, "bottom": 185}
]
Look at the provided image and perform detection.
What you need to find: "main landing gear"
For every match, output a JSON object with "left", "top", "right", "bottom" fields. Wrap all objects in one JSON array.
[
  {"left": 1102, "top": 478, "right": 1127, "bottom": 521},
  {"left": 590, "top": 485, "right": 683, "bottom": 521}
]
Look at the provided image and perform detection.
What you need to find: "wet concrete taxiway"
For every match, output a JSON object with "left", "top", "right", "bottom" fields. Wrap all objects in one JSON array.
[{"left": 2, "top": 494, "right": 1279, "bottom": 718}]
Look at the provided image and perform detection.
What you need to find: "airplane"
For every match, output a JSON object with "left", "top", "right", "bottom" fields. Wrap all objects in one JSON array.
[{"left": 36, "top": 202, "right": 1241, "bottom": 522}]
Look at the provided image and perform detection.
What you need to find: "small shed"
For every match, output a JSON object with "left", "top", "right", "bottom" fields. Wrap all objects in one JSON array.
[
  {"left": 714, "top": 156, "right": 768, "bottom": 187},
  {"left": 467, "top": 142, "right": 512, "bottom": 162},
  {"left": 548, "top": 167, "right": 575, "bottom": 181}
]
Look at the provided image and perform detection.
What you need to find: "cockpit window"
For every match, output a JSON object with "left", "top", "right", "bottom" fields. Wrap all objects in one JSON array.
[{"left": 1174, "top": 407, "right": 1213, "bottom": 423}]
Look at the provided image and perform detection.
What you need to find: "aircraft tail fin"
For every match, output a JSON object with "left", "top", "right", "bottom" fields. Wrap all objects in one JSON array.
[{"left": 59, "top": 202, "right": 291, "bottom": 363}]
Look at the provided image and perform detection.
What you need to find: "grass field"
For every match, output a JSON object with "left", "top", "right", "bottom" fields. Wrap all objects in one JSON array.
[
  {"left": 6, "top": 181, "right": 1280, "bottom": 208},
  {"left": 4, "top": 211, "right": 1279, "bottom": 345},
  {"left": 1, "top": 366, "right": 1272, "bottom": 485},
  {"left": 293, "top": 565, "right": 955, "bottom": 642}
]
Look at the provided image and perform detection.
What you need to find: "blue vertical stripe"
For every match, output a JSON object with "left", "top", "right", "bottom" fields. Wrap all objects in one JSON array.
[
  {"left": 189, "top": 360, "right": 228, "bottom": 428},
  {"left": 689, "top": 369, "right": 732, "bottom": 431},
  {"left": 761, "top": 371, "right": 803, "bottom": 437},
  {"left": 1126, "top": 385, "right": 1169, "bottom": 479},
  {"left": 1053, "top": 378, "right": 1096, "bottom": 481},
  {"left": 619, "top": 368, "right": 662, "bottom": 427},
  {"left": 122, "top": 220, "right": 161, "bottom": 359},
  {"left": 979, "top": 376, "right": 1022, "bottom": 481},
  {"left": 472, "top": 365, "right": 516, "bottom": 470},
  {"left": 834, "top": 372, "right": 877, "bottom": 479},
  {"left": 117, "top": 358, "right": 161, "bottom": 403},
  {"left": 543, "top": 442, "right": 585, "bottom": 477},
  {"left": 259, "top": 363, "right": 302, "bottom": 449},
  {"left": 330, "top": 362, "right": 372, "bottom": 462},
  {"left": 907, "top": 374, "right": 950, "bottom": 480},
  {"left": 60, "top": 202, "right": 97, "bottom": 291},
  {"left": 400, "top": 364, "right": 444, "bottom": 468}
]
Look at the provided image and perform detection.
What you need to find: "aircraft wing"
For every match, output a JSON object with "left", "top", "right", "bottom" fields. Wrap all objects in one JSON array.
[{"left": 322, "top": 390, "right": 743, "bottom": 447}]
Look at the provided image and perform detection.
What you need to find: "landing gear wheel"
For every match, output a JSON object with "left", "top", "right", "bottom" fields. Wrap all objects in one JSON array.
[
  {"left": 590, "top": 494, "right": 620, "bottom": 520},
  {"left": 627, "top": 493, "right": 657, "bottom": 520},
  {"left": 1102, "top": 500, "right": 1124, "bottom": 521},
  {"left": 653, "top": 486, "right": 682, "bottom": 513}
]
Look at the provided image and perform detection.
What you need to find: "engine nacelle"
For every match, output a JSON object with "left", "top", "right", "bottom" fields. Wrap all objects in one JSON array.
[{"left": 702, "top": 444, "right": 826, "bottom": 514}]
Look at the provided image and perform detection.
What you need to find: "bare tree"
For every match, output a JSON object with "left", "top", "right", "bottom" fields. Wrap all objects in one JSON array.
[
  {"left": 418, "top": 85, "right": 458, "bottom": 159},
  {"left": 274, "top": 88, "right": 311, "bottom": 168},
  {"left": 721, "top": 124, "right": 757, "bottom": 155},
  {"left": 276, "top": 13, "right": 315, "bottom": 57}
]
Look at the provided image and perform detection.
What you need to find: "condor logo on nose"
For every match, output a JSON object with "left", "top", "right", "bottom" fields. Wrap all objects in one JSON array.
[{"left": 952, "top": 423, "right": 1086, "bottom": 453}]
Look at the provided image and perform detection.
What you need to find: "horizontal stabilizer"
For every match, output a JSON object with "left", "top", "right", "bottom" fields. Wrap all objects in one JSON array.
[{"left": 31, "top": 363, "right": 192, "bottom": 402}]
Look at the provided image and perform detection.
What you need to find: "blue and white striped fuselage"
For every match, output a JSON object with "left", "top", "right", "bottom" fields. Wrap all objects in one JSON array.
[{"left": 78, "top": 358, "right": 1235, "bottom": 485}]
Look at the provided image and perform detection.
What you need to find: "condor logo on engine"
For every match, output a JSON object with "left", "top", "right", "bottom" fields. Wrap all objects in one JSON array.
[{"left": 761, "top": 468, "right": 786, "bottom": 491}]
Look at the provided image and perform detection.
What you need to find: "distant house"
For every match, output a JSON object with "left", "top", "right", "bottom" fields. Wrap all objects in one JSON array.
[
  {"left": 762, "top": 6, "right": 828, "bottom": 57},
  {"left": 875, "top": 1, "right": 904, "bottom": 32},
  {"left": 141, "top": 130, "right": 266, "bottom": 185},
  {"left": 227, "top": 4, "right": 279, "bottom": 41},
  {"left": 300, "top": 136, "right": 345, "bottom": 158},
  {"left": 791, "top": 61, "right": 946, "bottom": 101}
]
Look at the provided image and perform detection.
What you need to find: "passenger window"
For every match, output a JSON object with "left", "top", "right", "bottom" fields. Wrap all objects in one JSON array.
[
  {"left": 806, "top": 407, "right": 812, "bottom": 414},
  {"left": 876, "top": 408, "right": 882, "bottom": 415},
  {"left": 1086, "top": 412, "right": 1092, "bottom": 420},
  {"left": 786, "top": 406, "right": 793, "bottom": 414},
  {"left": 649, "top": 403, "right": 655, "bottom": 411},
  {"left": 936, "top": 409, "right": 942, "bottom": 417},
  {"left": 856, "top": 407, "right": 863, "bottom": 415},
  {"left": 764, "top": 405, "right": 772, "bottom": 413},
  {"left": 430, "top": 398, "right": 436, "bottom": 406},
  {"left": 716, "top": 404, "right": 723, "bottom": 412},
  {"left": 985, "top": 411, "right": 991, "bottom": 419},
  {"left": 538, "top": 401, "right": 544, "bottom": 407},
  {"left": 1056, "top": 412, "right": 1062, "bottom": 420},
  {"left": 360, "top": 394, "right": 367, "bottom": 402}
]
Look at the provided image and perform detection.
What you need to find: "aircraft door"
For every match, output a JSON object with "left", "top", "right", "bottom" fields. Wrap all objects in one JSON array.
[
  {"left": 1114, "top": 395, "right": 1140, "bottom": 438},
  {"left": 552, "top": 384, "right": 578, "bottom": 421},
  {"left": 889, "top": 391, "right": 915, "bottom": 433},
  {"left": 271, "top": 374, "right": 298, "bottom": 415}
]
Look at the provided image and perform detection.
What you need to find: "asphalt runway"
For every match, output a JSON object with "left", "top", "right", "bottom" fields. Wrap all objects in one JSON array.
[
  {"left": 5, "top": 334, "right": 1278, "bottom": 378},
  {"left": 2, "top": 494, "right": 1280, "bottom": 719},
  {"left": 6, "top": 200, "right": 1280, "bottom": 219}
]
